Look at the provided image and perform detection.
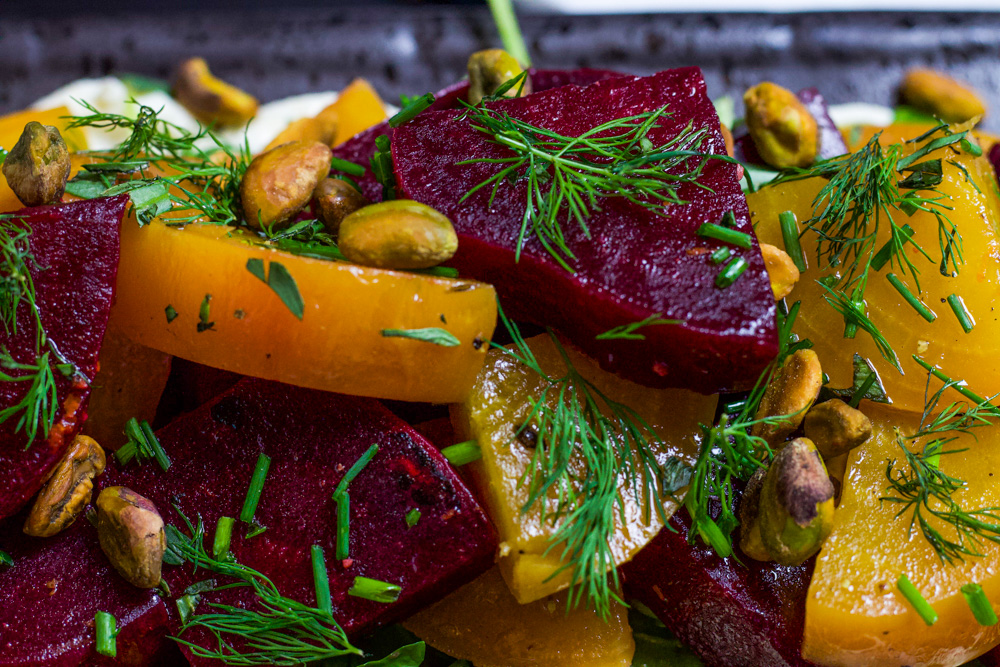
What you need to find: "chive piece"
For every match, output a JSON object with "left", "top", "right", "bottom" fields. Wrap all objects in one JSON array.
[
  {"left": 0, "top": 550, "right": 11, "bottom": 566},
  {"left": 442, "top": 440, "right": 481, "bottom": 466},
  {"left": 335, "top": 492, "right": 350, "bottom": 561},
  {"left": 348, "top": 576, "right": 402, "bottom": 603},
  {"left": 119, "top": 418, "right": 169, "bottom": 471},
  {"left": 715, "top": 256, "right": 748, "bottom": 289},
  {"left": 696, "top": 222, "right": 752, "bottom": 249},
  {"left": 197, "top": 294, "right": 214, "bottom": 332},
  {"left": 778, "top": 211, "right": 807, "bottom": 272},
  {"left": 886, "top": 274, "right": 936, "bottom": 322},
  {"left": 329, "top": 157, "right": 366, "bottom": 178},
  {"left": 140, "top": 420, "right": 170, "bottom": 472},
  {"left": 239, "top": 453, "right": 272, "bottom": 524},
  {"left": 333, "top": 444, "right": 380, "bottom": 499},
  {"left": 709, "top": 246, "right": 732, "bottom": 265},
  {"left": 246, "top": 522, "right": 267, "bottom": 539},
  {"left": 212, "top": 516, "right": 235, "bottom": 560},
  {"left": 871, "top": 225, "right": 915, "bottom": 271},
  {"left": 848, "top": 373, "right": 877, "bottom": 409},
  {"left": 165, "top": 305, "right": 178, "bottom": 323},
  {"left": 405, "top": 508, "right": 421, "bottom": 528},
  {"left": 718, "top": 210, "right": 737, "bottom": 228},
  {"left": 961, "top": 137, "right": 983, "bottom": 157},
  {"left": 897, "top": 574, "right": 938, "bottom": 626},
  {"left": 176, "top": 594, "right": 199, "bottom": 624},
  {"left": 486, "top": 0, "right": 532, "bottom": 66},
  {"left": 912, "top": 355, "right": 999, "bottom": 412},
  {"left": 947, "top": 294, "right": 975, "bottom": 333},
  {"left": 311, "top": 545, "right": 333, "bottom": 616},
  {"left": 962, "top": 583, "right": 998, "bottom": 626},
  {"left": 388, "top": 93, "right": 435, "bottom": 128},
  {"left": 95, "top": 611, "right": 117, "bottom": 657}
]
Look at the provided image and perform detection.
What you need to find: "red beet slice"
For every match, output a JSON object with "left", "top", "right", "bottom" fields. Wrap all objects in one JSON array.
[
  {"left": 620, "top": 510, "right": 816, "bottom": 667},
  {"left": 0, "top": 517, "right": 176, "bottom": 667},
  {"left": 101, "top": 377, "right": 496, "bottom": 664},
  {"left": 0, "top": 196, "right": 126, "bottom": 521},
  {"left": 733, "top": 87, "right": 848, "bottom": 165},
  {"left": 391, "top": 68, "right": 777, "bottom": 393}
]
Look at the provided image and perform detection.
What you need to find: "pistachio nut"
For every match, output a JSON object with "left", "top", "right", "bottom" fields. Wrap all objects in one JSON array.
[
  {"left": 239, "top": 141, "right": 333, "bottom": 230},
  {"left": 758, "top": 437, "right": 835, "bottom": 566},
  {"left": 97, "top": 486, "right": 165, "bottom": 589},
  {"left": 803, "top": 399, "right": 873, "bottom": 461},
  {"left": 759, "top": 242, "right": 800, "bottom": 301},
  {"left": 313, "top": 178, "right": 369, "bottom": 236},
  {"left": 467, "top": 49, "right": 532, "bottom": 106},
  {"left": 338, "top": 199, "right": 458, "bottom": 270},
  {"left": 2, "top": 121, "right": 71, "bottom": 207},
  {"left": 738, "top": 467, "right": 772, "bottom": 562},
  {"left": 900, "top": 68, "right": 986, "bottom": 125},
  {"left": 172, "top": 57, "right": 259, "bottom": 127},
  {"left": 752, "top": 349, "right": 823, "bottom": 447},
  {"left": 23, "top": 435, "right": 106, "bottom": 538},
  {"left": 743, "top": 82, "right": 818, "bottom": 169}
]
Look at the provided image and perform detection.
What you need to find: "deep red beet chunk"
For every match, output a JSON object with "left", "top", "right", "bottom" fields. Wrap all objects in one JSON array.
[
  {"left": 620, "top": 510, "right": 816, "bottom": 667},
  {"left": 0, "top": 516, "right": 175, "bottom": 667},
  {"left": 391, "top": 68, "right": 777, "bottom": 393},
  {"left": 0, "top": 196, "right": 126, "bottom": 521},
  {"left": 101, "top": 377, "right": 496, "bottom": 665}
]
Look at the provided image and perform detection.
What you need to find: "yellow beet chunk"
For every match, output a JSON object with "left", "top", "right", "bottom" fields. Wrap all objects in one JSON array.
[
  {"left": 804, "top": 404, "right": 1000, "bottom": 666},
  {"left": 111, "top": 216, "right": 496, "bottom": 404},
  {"left": 451, "top": 334, "right": 717, "bottom": 603},
  {"left": 747, "top": 123, "right": 1000, "bottom": 413},
  {"left": 325, "top": 79, "right": 387, "bottom": 146},
  {"left": 404, "top": 566, "right": 634, "bottom": 667},
  {"left": 0, "top": 106, "right": 86, "bottom": 212}
]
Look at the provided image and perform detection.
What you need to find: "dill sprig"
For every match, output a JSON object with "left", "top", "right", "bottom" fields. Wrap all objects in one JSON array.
[
  {"left": 0, "top": 222, "right": 38, "bottom": 341},
  {"left": 164, "top": 510, "right": 361, "bottom": 665},
  {"left": 459, "top": 100, "right": 738, "bottom": 272},
  {"left": 881, "top": 372, "right": 1000, "bottom": 565}
]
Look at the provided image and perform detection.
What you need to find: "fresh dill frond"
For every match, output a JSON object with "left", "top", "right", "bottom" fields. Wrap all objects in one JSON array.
[
  {"left": 0, "top": 349, "right": 62, "bottom": 450},
  {"left": 0, "top": 221, "right": 38, "bottom": 341},
  {"left": 594, "top": 313, "right": 680, "bottom": 341},
  {"left": 164, "top": 509, "right": 362, "bottom": 665}
]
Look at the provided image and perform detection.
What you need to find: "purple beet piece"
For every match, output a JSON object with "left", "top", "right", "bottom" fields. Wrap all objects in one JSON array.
[
  {"left": 733, "top": 87, "right": 848, "bottom": 165},
  {"left": 331, "top": 68, "right": 628, "bottom": 203},
  {"left": 0, "top": 515, "right": 176, "bottom": 667},
  {"left": 101, "top": 377, "right": 496, "bottom": 665},
  {"left": 621, "top": 509, "right": 816, "bottom": 667},
  {"left": 391, "top": 68, "right": 777, "bottom": 393},
  {"left": 0, "top": 196, "right": 126, "bottom": 521},
  {"left": 988, "top": 143, "right": 1000, "bottom": 189}
]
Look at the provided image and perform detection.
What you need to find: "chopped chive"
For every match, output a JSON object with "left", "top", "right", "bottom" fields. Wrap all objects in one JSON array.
[
  {"left": 0, "top": 550, "right": 11, "bottom": 566},
  {"left": 709, "top": 246, "right": 732, "bottom": 265},
  {"left": 696, "top": 222, "right": 752, "bottom": 249},
  {"left": 240, "top": 453, "right": 272, "bottom": 524},
  {"left": 897, "top": 574, "right": 938, "bottom": 626},
  {"left": 139, "top": 420, "right": 170, "bottom": 471},
  {"left": 778, "top": 211, "right": 806, "bottom": 272},
  {"left": 912, "top": 356, "right": 999, "bottom": 412},
  {"left": 176, "top": 594, "right": 198, "bottom": 624},
  {"left": 95, "top": 611, "right": 117, "bottom": 657},
  {"left": 715, "top": 256, "right": 748, "bottom": 289},
  {"left": 335, "top": 492, "right": 350, "bottom": 561},
  {"left": 311, "top": 545, "right": 333, "bottom": 616},
  {"left": 723, "top": 397, "right": 748, "bottom": 415},
  {"left": 246, "top": 522, "right": 267, "bottom": 539},
  {"left": 718, "top": 210, "right": 736, "bottom": 228},
  {"left": 212, "top": 516, "right": 235, "bottom": 560},
  {"left": 871, "top": 225, "right": 914, "bottom": 271},
  {"left": 961, "top": 137, "right": 983, "bottom": 157},
  {"left": 848, "top": 373, "right": 877, "bottom": 409},
  {"left": 329, "top": 156, "right": 366, "bottom": 178},
  {"left": 886, "top": 273, "right": 936, "bottom": 322},
  {"left": 442, "top": 440, "right": 481, "bottom": 466},
  {"left": 947, "top": 294, "right": 975, "bottom": 333},
  {"left": 197, "top": 294, "right": 214, "bottom": 332},
  {"left": 165, "top": 304, "right": 178, "bottom": 323},
  {"left": 962, "top": 583, "right": 998, "bottom": 626},
  {"left": 333, "top": 444, "right": 380, "bottom": 499},
  {"left": 118, "top": 419, "right": 169, "bottom": 471},
  {"left": 388, "top": 92, "right": 435, "bottom": 128},
  {"left": 348, "top": 576, "right": 402, "bottom": 603},
  {"left": 405, "top": 508, "right": 421, "bottom": 528}
]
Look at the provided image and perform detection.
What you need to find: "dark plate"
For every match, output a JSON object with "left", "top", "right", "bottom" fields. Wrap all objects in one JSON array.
[{"left": 2, "top": 9, "right": 1000, "bottom": 130}]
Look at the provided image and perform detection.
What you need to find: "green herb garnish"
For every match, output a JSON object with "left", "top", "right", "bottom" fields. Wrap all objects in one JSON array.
[
  {"left": 380, "top": 328, "right": 460, "bottom": 347},
  {"left": 212, "top": 516, "right": 235, "bottom": 561},
  {"left": 95, "top": 611, "right": 118, "bottom": 658},
  {"left": 897, "top": 573, "right": 938, "bottom": 626},
  {"left": 115, "top": 417, "right": 170, "bottom": 471},
  {"left": 348, "top": 577, "right": 402, "bottom": 604},
  {"left": 239, "top": 453, "right": 272, "bottom": 525},
  {"left": 441, "top": 440, "right": 481, "bottom": 466},
  {"left": 595, "top": 313, "right": 680, "bottom": 341},
  {"left": 332, "top": 444, "right": 378, "bottom": 561},
  {"left": 165, "top": 304, "right": 178, "bottom": 323},
  {"left": 246, "top": 258, "right": 305, "bottom": 320},
  {"left": 486, "top": 0, "right": 532, "bottom": 66},
  {"left": 962, "top": 583, "right": 999, "bottom": 626},
  {"left": 311, "top": 545, "right": 333, "bottom": 617},
  {"left": 197, "top": 294, "right": 214, "bottom": 333},
  {"left": 947, "top": 294, "right": 975, "bottom": 333},
  {"left": 405, "top": 509, "right": 421, "bottom": 528}
]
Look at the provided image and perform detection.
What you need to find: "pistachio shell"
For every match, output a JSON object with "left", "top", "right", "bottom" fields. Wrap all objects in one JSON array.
[
  {"left": 240, "top": 141, "right": 333, "bottom": 230},
  {"left": 338, "top": 199, "right": 458, "bottom": 270},
  {"left": 738, "top": 467, "right": 772, "bottom": 562},
  {"left": 467, "top": 49, "right": 532, "bottom": 106},
  {"left": 172, "top": 57, "right": 259, "bottom": 127},
  {"left": 744, "top": 82, "right": 818, "bottom": 169},
  {"left": 96, "top": 486, "right": 165, "bottom": 589},
  {"left": 752, "top": 349, "right": 823, "bottom": 447},
  {"left": 900, "top": 68, "right": 986, "bottom": 124},
  {"left": 2, "top": 121, "right": 71, "bottom": 207},
  {"left": 313, "top": 178, "right": 369, "bottom": 236},
  {"left": 24, "top": 435, "right": 106, "bottom": 538}
]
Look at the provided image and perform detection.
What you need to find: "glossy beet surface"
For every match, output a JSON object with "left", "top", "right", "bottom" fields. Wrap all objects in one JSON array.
[
  {"left": 101, "top": 377, "right": 497, "bottom": 665},
  {"left": 621, "top": 509, "right": 816, "bottom": 667},
  {"left": 0, "top": 196, "right": 126, "bottom": 521},
  {"left": 0, "top": 515, "right": 175, "bottom": 667},
  {"left": 392, "top": 68, "right": 777, "bottom": 393}
]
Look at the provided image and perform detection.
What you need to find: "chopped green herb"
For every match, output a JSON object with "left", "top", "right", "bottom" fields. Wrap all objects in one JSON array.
[
  {"left": 405, "top": 508, "right": 421, "bottom": 528},
  {"left": 595, "top": 313, "right": 680, "bottom": 341},
  {"left": 778, "top": 210, "right": 807, "bottom": 272},
  {"left": 329, "top": 156, "right": 366, "bottom": 178},
  {"left": 116, "top": 418, "right": 170, "bottom": 471},
  {"left": 212, "top": 516, "right": 235, "bottom": 560},
  {"left": 348, "top": 576, "right": 402, "bottom": 604},
  {"left": 715, "top": 256, "right": 748, "bottom": 288},
  {"left": 912, "top": 356, "right": 1000, "bottom": 412},
  {"left": 886, "top": 273, "right": 936, "bottom": 322},
  {"left": 176, "top": 594, "right": 199, "bottom": 625},
  {"left": 0, "top": 349, "right": 61, "bottom": 450},
  {"left": 819, "top": 353, "right": 890, "bottom": 406},
  {"left": 696, "top": 221, "right": 752, "bottom": 249},
  {"left": 441, "top": 440, "right": 481, "bottom": 466},
  {"left": 370, "top": 135, "right": 397, "bottom": 200},
  {"left": 165, "top": 304, "right": 178, "bottom": 323},
  {"left": 311, "top": 545, "right": 333, "bottom": 617},
  {"left": 947, "top": 294, "right": 975, "bottom": 333},
  {"left": 380, "top": 327, "right": 460, "bottom": 347},
  {"left": 95, "top": 611, "right": 118, "bottom": 658},
  {"left": 896, "top": 574, "right": 938, "bottom": 626},
  {"left": 240, "top": 453, "right": 272, "bottom": 524},
  {"left": 0, "top": 550, "right": 11, "bottom": 566},
  {"left": 245, "top": 522, "right": 268, "bottom": 539},
  {"left": 709, "top": 246, "right": 732, "bottom": 265},
  {"left": 197, "top": 294, "right": 214, "bottom": 333},
  {"left": 485, "top": 0, "right": 532, "bottom": 66},
  {"left": 389, "top": 93, "right": 435, "bottom": 128},
  {"left": 870, "top": 224, "right": 914, "bottom": 271},
  {"left": 246, "top": 258, "right": 305, "bottom": 320},
  {"left": 333, "top": 444, "right": 380, "bottom": 499},
  {"left": 962, "top": 583, "right": 998, "bottom": 626},
  {"left": 335, "top": 492, "right": 350, "bottom": 561}
]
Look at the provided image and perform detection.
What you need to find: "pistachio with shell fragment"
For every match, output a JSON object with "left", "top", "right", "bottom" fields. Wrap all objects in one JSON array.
[
  {"left": 743, "top": 82, "right": 818, "bottom": 169},
  {"left": 24, "top": 435, "right": 106, "bottom": 538},
  {"left": 97, "top": 486, "right": 165, "bottom": 589},
  {"left": 752, "top": 349, "right": 823, "bottom": 447},
  {"left": 2, "top": 121, "right": 71, "bottom": 207}
]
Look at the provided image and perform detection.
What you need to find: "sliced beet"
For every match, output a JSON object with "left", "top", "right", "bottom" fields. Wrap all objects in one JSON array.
[
  {"left": 391, "top": 68, "right": 777, "bottom": 393},
  {"left": 620, "top": 509, "right": 816, "bottom": 667},
  {"left": 0, "top": 196, "right": 126, "bottom": 521},
  {"left": 733, "top": 87, "right": 848, "bottom": 165},
  {"left": 101, "top": 377, "right": 496, "bottom": 664},
  {"left": 0, "top": 516, "right": 176, "bottom": 667}
]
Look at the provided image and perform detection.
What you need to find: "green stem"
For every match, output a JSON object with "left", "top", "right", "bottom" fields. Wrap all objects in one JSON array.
[
  {"left": 240, "top": 453, "right": 272, "bottom": 524},
  {"left": 95, "top": 611, "right": 118, "bottom": 657},
  {"left": 442, "top": 440, "right": 482, "bottom": 466},
  {"left": 961, "top": 583, "right": 998, "bottom": 626},
  {"left": 311, "top": 545, "right": 333, "bottom": 617},
  {"left": 897, "top": 574, "right": 938, "bottom": 626},
  {"left": 486, "top": 0, "right": 531, "bottom": 66},
  {"left": 348, "top": 576, "right": 402, "bottom": 604}
]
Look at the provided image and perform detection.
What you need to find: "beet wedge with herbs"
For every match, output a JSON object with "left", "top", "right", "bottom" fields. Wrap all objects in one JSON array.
[
  {"left": 0, "top": 195, "right": 126, "bottom": 521},
  {"left": 391, "top": 68, "right": 777, "bottom": 393},
  {"left": 101, "top": 377, "right": 497, "bottom": 665}
]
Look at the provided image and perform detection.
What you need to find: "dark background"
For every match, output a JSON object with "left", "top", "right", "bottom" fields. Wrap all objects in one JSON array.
[{"left": 3, "top": 7, "right": 1000, "bottom": 130}]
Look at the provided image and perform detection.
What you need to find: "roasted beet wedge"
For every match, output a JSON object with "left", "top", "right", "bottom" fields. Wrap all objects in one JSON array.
[
  {"left": 0, "top": 196, "right": 126, "bottom": 521},
  {"left": 620, "top": 510, "right": 816, "bottom": 667},
  {"left": 101, "top": 377, "right": 496, "bottom": 665},
  {"left": 0, "top": 516, "right": 176, "bottom": 667},
  {"left": 391, "top": 68, "right": 777, "bottom": 393}
]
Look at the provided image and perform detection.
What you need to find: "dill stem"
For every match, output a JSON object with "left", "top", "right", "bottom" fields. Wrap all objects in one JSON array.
[
  {"left": 912, "top": 356, "right": 1000, "bottom": 413},
  {"left": 871, "top": 224, "right": 914, "bottom": 271}
]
